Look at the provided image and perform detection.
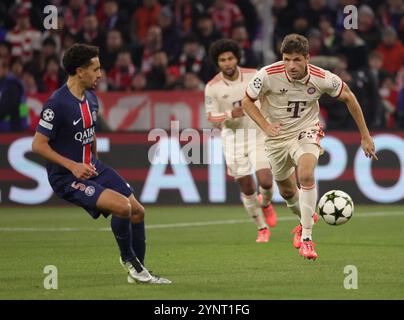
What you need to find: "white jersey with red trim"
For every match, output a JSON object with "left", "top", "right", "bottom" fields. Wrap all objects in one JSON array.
[
  {"left": 245, "top": 61, "right": 344, "bottom": 142},
  {"left": 204, "top": 67, "right": 264, "bottom": 133}
]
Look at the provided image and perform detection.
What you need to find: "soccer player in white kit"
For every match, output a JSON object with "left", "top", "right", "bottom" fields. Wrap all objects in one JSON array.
[
  {"left": 205, "top": 39, "right": 277, "bottom": 243},
  {"left": 242, "top": 34, "right": 378, "bottom": 259}
]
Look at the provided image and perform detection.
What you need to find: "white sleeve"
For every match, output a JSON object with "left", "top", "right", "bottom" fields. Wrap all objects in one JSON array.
[
  {"left": 322, "top": 70, "right": 344, "bottom": 98},
  {"left": 205, "top": 84, "right": 232, "bottom": 123},
  {"left": 245, "top": 67, "right": 269, "bottom": 100}
]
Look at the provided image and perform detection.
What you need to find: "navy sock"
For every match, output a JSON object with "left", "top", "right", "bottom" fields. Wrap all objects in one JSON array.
[
  {"left": 131, "top": 221, "right": 146, "bottom": 265},
  {"left": 110, "top": 215, "right": 135, "bottom": 262}
]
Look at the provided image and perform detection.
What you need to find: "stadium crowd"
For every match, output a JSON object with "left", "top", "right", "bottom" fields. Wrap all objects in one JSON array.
[{"left": 0, "top": 0, "right": 403, "bottom": 130}]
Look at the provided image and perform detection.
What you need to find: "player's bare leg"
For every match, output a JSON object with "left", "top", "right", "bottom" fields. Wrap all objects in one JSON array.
[
  {"left": 255, "top": 168, "right": 277, "bottom": 227},
  {"left": 277, "top": 173, "right": 300, "bottom": 218},
  {"left": 237, "top": 174, "right": 269, "bottom": 242},
  {"left": 296, "top": 153, "right": 318, "bottom": 259},
  {"left": 96, "top": 188, "right": 137, "bottom": 219}
]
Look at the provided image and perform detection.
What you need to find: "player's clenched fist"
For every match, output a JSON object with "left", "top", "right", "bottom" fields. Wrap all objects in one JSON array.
[
  {"left": 70, "top": 163, "right": 98, "bottom": 180},
  {"left": 264, "top": 122, "right": 282, "bottom": 137}
]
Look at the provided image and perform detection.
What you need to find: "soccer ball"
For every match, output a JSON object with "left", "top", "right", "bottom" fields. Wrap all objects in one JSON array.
[{"left": 317, "top": 190, "right": 354, "bottom": 225}]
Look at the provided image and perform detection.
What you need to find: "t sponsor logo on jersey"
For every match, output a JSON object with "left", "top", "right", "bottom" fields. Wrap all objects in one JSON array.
[
  {"left": 307, "top": 87, "right": 316, "bottom": 94},
  {"left": 43, "top": 109, "right": 54, "bottom": 122}
]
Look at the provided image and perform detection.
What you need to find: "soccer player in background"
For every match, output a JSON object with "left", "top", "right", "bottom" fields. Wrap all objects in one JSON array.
[
  {"left": 205, "top": 39, "right": 277, "bottom": 243},
  {"left": 242, "top": 34, "right": 378, "bottom": 259},
  {"left": 31, "top": 43, "right": 171, "bottom": 284}
]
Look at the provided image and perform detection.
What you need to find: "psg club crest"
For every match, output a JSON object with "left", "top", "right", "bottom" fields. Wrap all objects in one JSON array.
[
  {"left": 85, "top": 186, "right": 95, "bottom": 197},
  {"left": 307, "top": 87, "right": 316, "bottom": 94},
  {"left": 92, "top": 111, "right": 97, "bottom": 122}
]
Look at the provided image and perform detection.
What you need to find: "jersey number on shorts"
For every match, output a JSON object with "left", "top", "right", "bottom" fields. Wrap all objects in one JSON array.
[{"left": 287, "top": 101, "right": 307, "bottom": 118}]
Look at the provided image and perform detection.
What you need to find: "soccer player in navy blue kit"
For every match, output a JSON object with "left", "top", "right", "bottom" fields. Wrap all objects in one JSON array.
[{"left": 32, "top": 44, "right": 171, "bottom": 284}]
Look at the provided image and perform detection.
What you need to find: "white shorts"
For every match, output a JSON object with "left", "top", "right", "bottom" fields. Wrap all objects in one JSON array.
[
  {"left": 265, "top": 125, "right": 324, "bottom": 181},
  {"left": 222, "top": 128, "right": 270, "bottom": 179}
]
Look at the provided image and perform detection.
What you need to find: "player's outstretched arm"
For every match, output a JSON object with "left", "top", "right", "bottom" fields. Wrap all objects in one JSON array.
[
  {"left": 337, "top": 83, "right": 378, "bottom": 160},
  {"left": 242, "top": 96, "right": 281, "bottom": 137},
  {"left": 32, "top": 132, "right": 97, "bottom": 179}
]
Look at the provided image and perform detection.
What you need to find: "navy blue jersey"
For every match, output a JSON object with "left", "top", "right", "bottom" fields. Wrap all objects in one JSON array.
[{"left": 36, "top": 84, "right": 100, "bottom": 181}]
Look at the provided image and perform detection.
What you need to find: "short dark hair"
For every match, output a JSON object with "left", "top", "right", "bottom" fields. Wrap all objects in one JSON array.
[
  {"left": 62, "top": 43, "right": 99, "bottom": 75},
  {"left": 280, "top": 34, "right": 309, "bottom": 56},
  {"left": 209, "top": 39, "right": 241, "bottom": 67}
]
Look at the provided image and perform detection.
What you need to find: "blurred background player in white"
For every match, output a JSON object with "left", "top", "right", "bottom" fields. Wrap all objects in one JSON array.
[
  {"left": 242, "top": 34, "right": 378, "bottom": 259},
  {"left": 205, "top": 39, "right": 277, "bottom": 243}
]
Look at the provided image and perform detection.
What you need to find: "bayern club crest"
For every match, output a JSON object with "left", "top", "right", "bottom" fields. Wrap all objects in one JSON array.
[{"left": 307, "top": 87, "right": 316, "bottom": 94}]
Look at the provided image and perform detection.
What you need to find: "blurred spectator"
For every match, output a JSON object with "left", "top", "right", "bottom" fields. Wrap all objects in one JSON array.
[
  {"left": 132, "top": 0, "right": 161, "bottom": 44},
  {"left": 77, "top": 15, "right": 104, "bottom": 46},
  {"left": 337, "top": 29, "right": 369, "bottom": 71},
  {"left": 137, "top": 26, "right": 163, "bottom": 74},
  {"left": 376, "top": 26, "right": 404, "bottom": 75},
  {"left": 0, "top": 41, "right": 11, "bottom": 65},
  {"left": 165, "top": 65, "right": 181, "bottom": 90},
  {"left": 60, "top": 32, "right": 77, "bottom": 64},
  {"left": 146, "top": 51, "right": 168, "bottom": 90},
  {"left": 21, "top": 70, "right": 38, "bottom": 94},
  {"left": 292, "top": 14, "right": 310, "bottom": 36},
  {"left": 208, "top": 0, "right": 244, "bottom": 38},
  {"left": 177, "top": 34, "right": 213, "bottom": 82},
  {"left": 107, "top": 50, "right": 136, "bottom": 91},
  {"left": 231, "top": 22, "right": 259, "bottom": 67},
  {"left": 234, "top": 0, "right": 260, "bottom": 41},
  {"left": 306, "top": 0, "right": 336, "bottom": 29},
  {"left": 173, "top": 0, "right": 204, "bottom": 35},
  {"left": 358, "top": 5, "right": 382, "bottom": 51},
  {"left": 379, "top": 73, "right": 399, "bottom": 128},
  {"left": 181, "top": 72, "right": 204, "bottom": 91},
  {"left": 132, "top": 71, "right": 147, "bottom": 91},
  {"left": 99, "top": 29, "right": 124, "bottom": 72},
  {"left": 319, "top": 18, "right": 340, "bottom": 54},
  {"left": 158, "top": 6, "right": 182, "bottom": 63},
  {"left": 308, "top": 28, "right": 330, "bottom": 57},
  {"left": 64, "top": 0, "right": 88, "bottom": 35},
  {"left": 368, "top": 50, "right": 389, "bottom": 127},
  {"left": 195, "top": 13, "right": 222, "bottom": 54},
  {"left": 42, "top": 55, "right": 64, "bottom": 93},
  {"left": 99, "top": 0, "right": 129, "bottom": 40},
  {"left": 10, "top": 56, "right": 24, "bottom": 79},
  {"left": 0, "top": 57, "right": 26, "bottom": 131},
  {"left": 5, "top": 6, "right": 41, "bottom": 63},
  {"left": 272, "top": 0, "right": 294, "bottom": 40}
]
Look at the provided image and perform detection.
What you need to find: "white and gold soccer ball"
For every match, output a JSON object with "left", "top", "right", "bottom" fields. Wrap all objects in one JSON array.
[{"left": 317, "top": 190, "right": 354, "bottom": 225}]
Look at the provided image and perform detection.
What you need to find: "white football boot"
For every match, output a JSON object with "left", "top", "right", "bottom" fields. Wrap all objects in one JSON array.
[{"left": 119, "top": 257, "right": 171, "bottom": 284}]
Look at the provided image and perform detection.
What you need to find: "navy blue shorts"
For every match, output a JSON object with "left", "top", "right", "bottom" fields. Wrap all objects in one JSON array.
[{"left": 50, "top": 162, "right": 133, "bottom": 219}]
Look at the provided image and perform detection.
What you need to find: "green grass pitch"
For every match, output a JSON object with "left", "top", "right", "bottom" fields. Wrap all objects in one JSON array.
[{"left": 0, "top": 205, "right": 403, "bottom": 300}]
